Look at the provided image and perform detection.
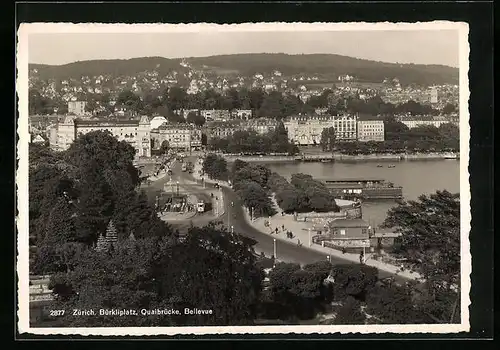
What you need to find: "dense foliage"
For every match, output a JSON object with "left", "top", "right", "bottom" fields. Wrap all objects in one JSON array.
[
  {"left": 381, "top": 190, "right": 461, "bottom": 323},
  {"left": 208, "top": 122, "right": 299, "bottom": 155},
  {"left": 201, "top": 153, "right": 229, "bottom": 181},
  {"left": 29, "top": 132, "right": 174, "bottom": 274},
  {"left": 47, "top": 223, "right": 264, "bottom": 327},
  {"left": 267, "top": 172, "right": 340, "bottom": 213},
  {"left": 320, "top": 127, "right": 336, "bottom": 152},
  {"left": 229, "top": 160, "right": 276, "bottom": 218}
]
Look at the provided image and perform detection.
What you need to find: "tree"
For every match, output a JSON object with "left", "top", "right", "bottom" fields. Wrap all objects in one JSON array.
[
  {"left": 384, "top": 117, "right": 410, "bottom": 141},
  {"left": 442, "top": 103, "right": 458, "bottom": 115},
  {"left": 382, "top": 190, "right": 460, "bottom": 286},
  {"left": 248, "top": 88, "right": 265, "bottom": 112},
  {"left": 117, "top": 90, "right": 143, "bottom": 115},
  {"left": 202, "top": 154, "right": 229, "bottom": 181},
  {"left": 365, "top": 284, "right": 423, "bottom": 324},
  {"left": 43, "top": 197, "right": 77, "bottom": 246},
  {"left": 167, "top": 86, "right": 188, "bottom": 111},
  {"left": 258, "top": 91, "right": 284, "bottom": 118},
  {"left": 73, "top": 161, "right": 115, "bottom": 245},
  {"left": 159, "top": 140, "right": 169, "bottom": 155},
  {"left": 234, "top": 180, "right": 276, "bottom": 218},
  {"left": 381, "top": 190, "right": 460, "bottom": 323},
  {"left": 330, "top": 264, "right": 378, "bottom": 302},
  {"left": 232, "top": 163, "right": 271, "bottom": 189},
  {"left": 49, "top": 224, "right": 263, "bottom": 327},
  {"left": 332, "top": 296, "right": 366, "bottom": 325},
  {"left": 186, "top": 111, "right": 205, "bottom": 127},
  {"left": 320, "top": 127, "right": 336, "bottom": 152}
]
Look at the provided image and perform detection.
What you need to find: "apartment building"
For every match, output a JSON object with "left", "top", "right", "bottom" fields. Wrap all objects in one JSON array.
[
  {"left": 201, "top": 109, "right": 231, "bottom": 122},
  {"left": 151, "top": 123, "right": 202, "bottom": 152},
  {"left": 244, "top": 117, "right": 279, "bottom": 135},
  {"left": 284, "top": 114, "right": 358, "bottom": 145},
  {"left": 53, "top": 115, "right": 151, "bottom": 157},
  {"left": 396, "top": 116, "right": 450, "bottom": 129},
  {"left": 67, "top": 101, "right": 87, "bottom": 116},
  {"left": 357, "top": 120, "right": 385, "bottom": 142},
  {"left": 204, "top": 120, "right": 242, "bottom": 141}
]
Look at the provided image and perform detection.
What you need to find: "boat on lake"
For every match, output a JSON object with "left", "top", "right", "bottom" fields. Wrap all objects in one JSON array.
[
  {"left": 443, "top": 152, "right": 459, "bottom": 160},
  {"left": 322, "top": 177, "right": 403, "bottom": 200}
]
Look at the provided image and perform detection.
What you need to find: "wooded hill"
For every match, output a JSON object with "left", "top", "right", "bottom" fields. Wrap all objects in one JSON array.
[{"left": 29, "top": 53, "right": 459, "bottom": 86}]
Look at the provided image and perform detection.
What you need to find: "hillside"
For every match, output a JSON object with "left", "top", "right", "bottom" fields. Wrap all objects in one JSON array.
[
  {"left": 30, "top": 57, "right": 183, "bottom": 80},
  {"left": 29, "top": 53, "right": 459, "bottom": 86}
]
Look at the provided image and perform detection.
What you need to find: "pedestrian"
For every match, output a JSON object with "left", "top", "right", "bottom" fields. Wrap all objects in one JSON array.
[
  {"left": 282, "top": 224, "right": 285, "bottom": 231},
  {"left": 275, "top": 227, "right": 279, "bottom": 234},
  {"left": 297, "top": 239, "right": 301, "bottom": 246},
  {"left": 342, "top": 247, "right": 346, "bottom": 254}
]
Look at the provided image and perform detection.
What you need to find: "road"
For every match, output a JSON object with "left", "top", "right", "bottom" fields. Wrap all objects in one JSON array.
[
  {"left": 140, "top": 158, "right": 218, "bottom": 234},
  {"left": 144, "top": 156, "right": 407, "bottom": 281}
]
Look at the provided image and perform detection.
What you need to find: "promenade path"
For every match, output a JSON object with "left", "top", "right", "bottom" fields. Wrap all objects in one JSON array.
[{"left": 192, "top": 160, "right": 422, "bottom": 281}]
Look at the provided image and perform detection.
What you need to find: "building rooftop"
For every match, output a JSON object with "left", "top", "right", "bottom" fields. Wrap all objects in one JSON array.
[
  {"left": 75, "top": 119, "right": 141, "bottom": 125},
  {"left": 329, "top": 218, "right": 370, "bottom": 228}
]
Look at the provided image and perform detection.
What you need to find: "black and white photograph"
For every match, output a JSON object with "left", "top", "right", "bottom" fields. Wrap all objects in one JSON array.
[{"left": 17, "top": 22, "right": 470, "bottom": 335}]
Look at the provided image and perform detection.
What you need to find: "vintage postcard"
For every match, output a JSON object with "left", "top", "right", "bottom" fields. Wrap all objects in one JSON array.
[{"left": 17, "top": 22, "right": 470, "bottom": 336}]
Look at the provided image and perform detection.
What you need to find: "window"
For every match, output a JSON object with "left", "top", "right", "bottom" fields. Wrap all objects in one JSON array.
[
  {"left": 362, "top": 228, "right": 367, "bottom": 235},
  {"left": 340, "top": 229, "right": 346, "bottom": 235}
]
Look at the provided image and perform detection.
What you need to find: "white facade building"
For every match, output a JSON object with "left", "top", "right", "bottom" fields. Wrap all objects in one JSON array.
[
  {"left": 357, "top": 120, "right": 385, "bottom": 142},
  {"left": 52, "top": 115, "right": 151, "bottom": 157},
  {"left": 68, "top": 101, "right": 86, "bottom": 116}
]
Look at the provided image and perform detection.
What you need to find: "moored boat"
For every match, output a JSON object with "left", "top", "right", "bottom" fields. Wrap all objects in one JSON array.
[{"left": 322, "top": 177, "right": 403, "bottom": 200}]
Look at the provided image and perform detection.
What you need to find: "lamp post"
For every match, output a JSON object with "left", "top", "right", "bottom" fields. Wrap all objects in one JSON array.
[
  {"left": 308, "top": 228, "right": 312, "bottom": 247},
  {"left": 231, "top": 225, "right": 234, "bottom": 233},
  {"left": 176, "top": 181, "right": 179, "bottom": 196},
  {"left": 251, "top": 207, "right": 254, "bottom": 222},
  {"left": 273, "top": 238, "right": 277, "bottom": 261}
]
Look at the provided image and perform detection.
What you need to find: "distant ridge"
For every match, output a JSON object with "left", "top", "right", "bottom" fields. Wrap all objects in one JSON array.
[{"left": 29, "top": 53, "right": 459, "bottom": 86}]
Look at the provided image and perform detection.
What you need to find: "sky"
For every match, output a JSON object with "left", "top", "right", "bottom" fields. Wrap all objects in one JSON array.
[{"left": 27, "top": 29, "right": 460, "bottom": 67}]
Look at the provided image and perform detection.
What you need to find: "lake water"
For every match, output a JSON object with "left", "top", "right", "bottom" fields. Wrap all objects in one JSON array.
[{"left": 267, "top": 160, "right": 461, "bottom": 227}]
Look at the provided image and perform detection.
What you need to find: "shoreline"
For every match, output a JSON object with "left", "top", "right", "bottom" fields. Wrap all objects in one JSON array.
[
  {"left": 220, "top": 152, "right": 459, "bottom": 163},
  {"left": 191, "top": 158, "right": 421, "bottom": 281}
]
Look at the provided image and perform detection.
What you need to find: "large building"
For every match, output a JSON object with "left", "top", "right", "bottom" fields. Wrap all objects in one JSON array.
[
  {"left": 231, "top": 109, "right": 252, "bottom": 120},
  {"left": 52, "top": 115, "right": 151, "bottom": 157},
  {"left": 284, "top": 114, "right": 358, "bottom": 145},
  {"left": 201, "top": 109, "right": 231, "bottom": 122},
  {"left": 68, "top": 101, "right": 87, "bottom": 116},
  {"left": 150, "top": 123, "right": 202, "bottom": 152},
  {"left": 244, "top": 117, "right": 279, "bottom": 135},
  {"left": 397, "top": 116, "right": 450, "bottom": 129},
  {"left": 357, "top": 120, "right": 385, "bottom": 142},
  {"left": 204, "top": 120, "right": 242, "bottom": 141}
]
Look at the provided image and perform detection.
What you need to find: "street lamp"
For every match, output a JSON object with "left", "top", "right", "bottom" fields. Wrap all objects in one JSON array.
[
  {"left": 273, "top": 238, "right": 277, "bottom": 261},
  {"left": 231, "top": 225, "right": 234, "bottom": 233},
  {"left": 251, "top": 207, "right": 254, "bottom": 222},
  {"left": 176, "top": 181, "right": 180, "bottom": 196},
  {"left": 308, "top": 228, "right": 312, "bottom": 247}
]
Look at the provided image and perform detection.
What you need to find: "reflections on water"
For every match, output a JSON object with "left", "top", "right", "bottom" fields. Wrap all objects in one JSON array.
[{"left": 267, "top": 160, "right": 461, "bottom": 226}]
